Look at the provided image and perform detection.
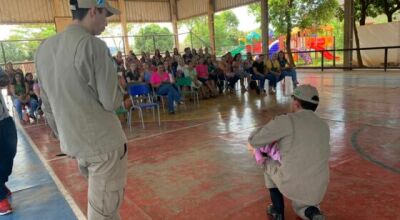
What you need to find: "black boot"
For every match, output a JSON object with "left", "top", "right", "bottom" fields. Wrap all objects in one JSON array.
[
  {"left": 305, "top": 206, "right": 325, "bottom": 220},
  {"left": 267, "top": 204, "right": 284, "bottom": 220},
  {"left": 267, "top": 188, "right": 285, "bottom": 220}
]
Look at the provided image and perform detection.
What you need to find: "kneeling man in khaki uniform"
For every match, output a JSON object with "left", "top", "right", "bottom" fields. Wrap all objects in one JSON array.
[{"left": 248, "top": 85, "right": 330, "bottom": 220}]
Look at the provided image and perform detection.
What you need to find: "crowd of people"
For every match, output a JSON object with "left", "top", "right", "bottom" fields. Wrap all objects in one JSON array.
[
  {"left": 3, "top": 62, "right": 41, "bottom": 123},
  {"left": 114, "top": 47, "right": 299, "bottom": 113},
  {"left": 1, "top": 47, "right": 299, "bottom": 120},
  {"left": 1, "top": 1, "right": 329, "bottom": 219}
]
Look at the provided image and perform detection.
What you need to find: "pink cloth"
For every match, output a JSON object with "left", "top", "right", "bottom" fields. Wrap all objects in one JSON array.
[
  {"left": 150, "top": 72, "right": 169, "bottom": 86},
  {"left": 254, "top": 141, "right": 281, "bottom": 165},
  {"left": 195, "top": 64, "right": 209, "bottom": 79},
  {"left": 33, "top": 83, "right": 40, "bottom": 90}
]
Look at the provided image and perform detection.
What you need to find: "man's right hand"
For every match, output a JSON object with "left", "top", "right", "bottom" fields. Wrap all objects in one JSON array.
[{"left": 247, "top": 143, "right": 256, "bottom": 156}]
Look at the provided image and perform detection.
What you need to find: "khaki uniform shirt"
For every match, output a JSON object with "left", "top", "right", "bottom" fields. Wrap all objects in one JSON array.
[
  {"left": 249, "top": 110, "right": 330, "bottom": 204},
  {"left": 35, "top": 24, "right": 127, "bottom": 158}
]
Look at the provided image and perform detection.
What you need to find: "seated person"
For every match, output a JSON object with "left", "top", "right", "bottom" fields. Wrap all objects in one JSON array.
[
  {"left": 184, "top": 61, "right": 202, "bottom": 89},
  {"left": 196, "top": 58, "right": 216, "bottom": 96},
  {"left": 214, "top": 61, "right": 228, "bottom": 94},
  {"left": 233, "top": 53, "right": 250, "bottom": 91},
  {"left": 252, "top": 55, "right": 275, "bottom": 95},
  {"left": 10, "top": 72, "right": 38, "bottom": 122},
  {"left": 150, "top": 63, "right": 182, "bottom": 114},
  {"left": 277, "top": 51, "right": 299, "bottom": 87},
  {"left": 25, "top": 73, "right": 38, "bottom": 101},
  {"left": 113, "top": 51, "right": 125, "bottom": 73},
  {"left": 180, "top": 60, "right": 205, "bottom": 98},
  {"left": 163, "top": 62, "right": 174, "bottom": 83},
  {"left": 244, "top": 52, "right": 254, "bottom": 75},
  {"left": 176, "top": 58, "right": 186, "bottom": 78},
  {"left": 207, "top": 57, "right": 218, "bottom": 87},
  {"left": 265, "top": 54, "right": 283, "bottom": 93},
  {"left": 32, "top": 79, "right": 43, "bottom": 114},
  {"left": 125, "top": 63, "right": 143, "bottom": 83},
  {"left": 5, "top": 62, "right": 17, "bottom": 97},
  {"left": 223, "top": 57, "right": 239, "bottom": 93},
  {"left": 142, "top": 63, "right": 153, "bottom": 84},
  {"left": 182, "top": 47, "right": 193, "bottom": 64}
]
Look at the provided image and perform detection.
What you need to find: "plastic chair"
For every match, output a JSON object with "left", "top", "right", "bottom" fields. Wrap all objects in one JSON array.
[
  {"left": 152, "top": 84, "right": 186, "bottom": 112},
  {"left": 176, "top": 77, "right": 200, "bottom": 106},
  {"left": 128, "top": 83, "right": 161, "bottom": 131}
]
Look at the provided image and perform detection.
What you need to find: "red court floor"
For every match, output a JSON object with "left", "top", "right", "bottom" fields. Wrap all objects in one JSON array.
[{"left": 21, "top": 70, "right": 400, "bottom": 220}]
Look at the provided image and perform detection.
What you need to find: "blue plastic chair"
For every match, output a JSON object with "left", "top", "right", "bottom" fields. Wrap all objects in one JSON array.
[{"left": 128, "top": 83, "right": 161, "bottom": 131}]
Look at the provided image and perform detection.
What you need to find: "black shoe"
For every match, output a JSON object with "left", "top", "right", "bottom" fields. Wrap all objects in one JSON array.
[
  {"left": 267, "top": 204, "right": 283, "bottom": 220},
  {"left": 305, "top": 206, "right": 325, "bottom": 220},
  {"left": 169, "top": 111, "right": 175, "bottom": 114},
  {"left": 256, "top": 88, "right": 260, "bottom": 95}
]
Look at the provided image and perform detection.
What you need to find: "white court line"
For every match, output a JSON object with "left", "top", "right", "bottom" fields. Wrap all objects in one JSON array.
[
  {"left": 330, "top": 156, "right": 355, "bottom": 168},
  {"left": 16, "top": 121, "right": 87, "bottom": 220},
  {"left": 128, "top": 120, "right": 215, "bottom": 143},
  {"left": 46, "top": 155, "right": 69, "bottom": 162}
]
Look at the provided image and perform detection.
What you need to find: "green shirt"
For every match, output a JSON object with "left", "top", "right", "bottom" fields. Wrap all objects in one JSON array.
[{"left": 14, "top": 83, "right": 26, "bottom": 96}]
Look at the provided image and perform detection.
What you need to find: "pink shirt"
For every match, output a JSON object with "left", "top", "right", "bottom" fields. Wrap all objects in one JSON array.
[
  {"left": 254, "top": 141, "right": 281, "bottom": 165},
  {"left": 196, "top": 64, "right": 209, "bottom": 79},
  {"left": 150, "top": 72, "right": 169, "bottom": 86}
]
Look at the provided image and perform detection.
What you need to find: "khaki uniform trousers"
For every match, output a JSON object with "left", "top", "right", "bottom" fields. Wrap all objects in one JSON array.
[
  {"left": 264, "top": 161, "right": 320, "bottom": 220},
  {"left": 78, "top": 144, "right": 128, "bottom": 220}
]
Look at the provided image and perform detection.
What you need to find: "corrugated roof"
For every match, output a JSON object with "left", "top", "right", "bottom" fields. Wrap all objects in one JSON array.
[
  {"left": 125, "top": 0, "right": 171, "bottom": 23},
  {"left": 177, "top": 0, "right": 208, "bottom": 20},
  {"left": 215, "top": 0, "right": 259, "bottom": 12},
  {"left": 0, "top": 0, "right": 54, "bottom": 23},
  {"left": 0, "top": 0, "right": 262, "bottom": 24}
]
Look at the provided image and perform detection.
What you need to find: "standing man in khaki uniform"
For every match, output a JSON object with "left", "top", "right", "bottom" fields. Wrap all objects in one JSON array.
[
  {"left": 248, "top": 85, "right": 330, "bottom": 220},
  {"left": 35, "top": 1, "right": 127, "bottom": 219}
]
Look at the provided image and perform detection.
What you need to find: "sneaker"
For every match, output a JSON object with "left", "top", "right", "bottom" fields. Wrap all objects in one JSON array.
[
  {"left": 267, "top": 204, "right": 283, "bottom": 220},
  {"left": 269, "top": 88, "right": 276, "bottom": 95},
  {"left": 0, "top": 198, "right": 12, "bottom": 216},
  {"left": 29, "top": 114, "right": 37, "bottom": 120},
  {"left": 168, "top": 111, "right": 175, "bottom": 114}
]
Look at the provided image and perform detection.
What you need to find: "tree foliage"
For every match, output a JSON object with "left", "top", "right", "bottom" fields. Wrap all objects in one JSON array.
[
  {"left": 249, "top": 0, "right": 338, "bottom": 65},
  {"left": 133, "top": 24, "right": 173, "bottom": 54},
  {"left": 248, "top": 0, "right": 338, "bottom": 36},
  {"left": 179, "top": 11, "right": 244, "bottom": 55},
  {"left": 373, "top": 0, "right": 400, "bottom": 22},
  {"left": 354, "top": 0, "right": 380, "bottom": 25},
  {"left": 2, "top": 24, "right": 56, "bottom": 63}
]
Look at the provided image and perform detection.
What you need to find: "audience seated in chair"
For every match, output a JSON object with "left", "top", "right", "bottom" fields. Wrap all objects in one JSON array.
[
  {"left": 150, "top": 63, "right": 182, "bottom": 114},
  {"left": 10, "top": 72, "right": 38, "bottom": 123}
]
